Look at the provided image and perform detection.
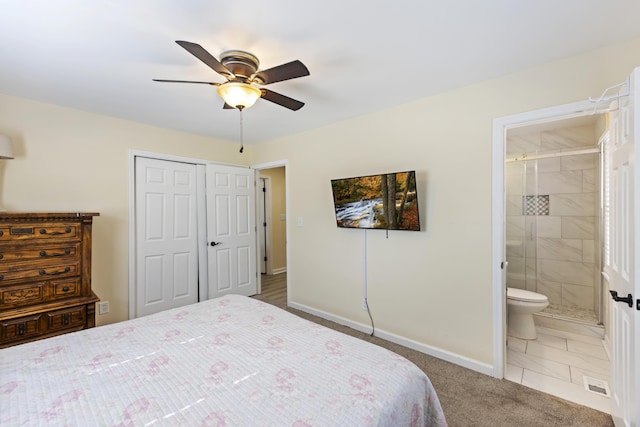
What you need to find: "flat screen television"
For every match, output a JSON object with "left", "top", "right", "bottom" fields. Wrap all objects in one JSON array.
[{"left": 331, "top": 170, "right": 420, "bottom": 231}]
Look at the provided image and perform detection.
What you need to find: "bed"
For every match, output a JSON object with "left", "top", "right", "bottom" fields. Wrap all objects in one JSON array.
[{"left": 0, "top": 294, "right": 447, "bottom": 426}]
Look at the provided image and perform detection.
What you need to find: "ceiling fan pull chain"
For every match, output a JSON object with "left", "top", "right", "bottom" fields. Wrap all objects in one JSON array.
[{"left": 239, "top": 107, "right": 244, "bottom": 153}]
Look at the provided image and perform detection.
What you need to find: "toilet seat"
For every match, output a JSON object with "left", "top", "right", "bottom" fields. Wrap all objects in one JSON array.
[{"left": 507, "top": 288, "right": 548, "bottom": 303}]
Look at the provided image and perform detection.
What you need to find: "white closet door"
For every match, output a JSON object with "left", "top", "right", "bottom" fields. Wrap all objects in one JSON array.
[{"left": 135, "top": 157, "right": 199, "bottom": 317}]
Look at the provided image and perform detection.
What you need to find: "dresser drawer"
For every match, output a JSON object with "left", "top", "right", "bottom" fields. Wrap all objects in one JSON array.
[
  {"left": 0, "top": 242, "right": 79, "bottom": 262},
  {"left": 46, "top": 306, "right": 86, "bottom": 332},
  {"left": 0, "top": 259, "right": 80, "bottom": 283},
  {"left": 0, "top": 281, "right": 47, "bottom": 308},
  {"left": 50, "top": 277, "right": 81, "bottom": 300},
  {"left": 0, "top": 223, "right": 79, "bottom": 242},
  {"left": 0, "top": 277, "right": 81, "bottom": 309},
  {"left": 0, "top": 305, "right": 88, "bottom": 345},
  {"left": 1, "top": 313, "right": 43, "bottom": 343}
]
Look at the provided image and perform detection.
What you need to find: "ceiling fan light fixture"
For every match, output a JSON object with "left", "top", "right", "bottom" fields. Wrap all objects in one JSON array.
[{"left": 217, "top": 82, "right": 262, "bottom": 109}]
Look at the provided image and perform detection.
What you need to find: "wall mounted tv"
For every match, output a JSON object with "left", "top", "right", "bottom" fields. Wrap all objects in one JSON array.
[{"left": 331, "top": 170, "right": 420, "bottom": 231}]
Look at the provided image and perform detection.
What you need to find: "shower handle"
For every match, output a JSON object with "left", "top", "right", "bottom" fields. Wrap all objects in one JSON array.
[{"left": 609, "top": 290, "right": 633, "bottom": 308}]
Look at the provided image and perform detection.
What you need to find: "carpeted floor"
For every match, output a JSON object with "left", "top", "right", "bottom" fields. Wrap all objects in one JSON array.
[{"left": 254, "top": 274, "right": 613, "bottom": 427}]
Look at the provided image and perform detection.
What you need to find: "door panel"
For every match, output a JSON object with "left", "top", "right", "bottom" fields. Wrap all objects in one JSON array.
[
  {"left": 215, "top": 194, "right": 231, "bottom": 236},
  {"left": 144, "top": 255, "right": 163, "bottom": 303},
  {"left": 135, "top": 157, "right": 199, "bottom": 317},
  {"left": 215, "top": 248, "right": 231, "bottom": 292},
  {"left": 206, "top": 164, "right": 257, "bottom": 298},
  {"left": 173, "top": 252, "right": 191, "bottom": 296}
]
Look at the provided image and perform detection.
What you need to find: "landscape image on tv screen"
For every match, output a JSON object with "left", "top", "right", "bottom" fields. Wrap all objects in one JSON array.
[{"left": 331, "top": 170, "right": 420, "bottom": 231}]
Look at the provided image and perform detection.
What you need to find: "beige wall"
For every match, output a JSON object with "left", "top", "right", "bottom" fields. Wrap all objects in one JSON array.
[
  {"left": 0, "top": 94, "right": 252, "bottom": 325},
  {"left": 252, "top": 37, "right": 640, "bottom": 367},
  {"left": 259, "top": 167, "right": 287, "bottom": 273},
  {"left": 1, "top": 36, "right": 639, "bottom": 369}
]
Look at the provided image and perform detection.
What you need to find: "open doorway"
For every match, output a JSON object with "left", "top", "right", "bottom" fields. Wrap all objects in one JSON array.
[
  {"left": 493, "top": 101, "right": 614, "bottom": 413},
  {"left": 254, "top": 162, "right": 288, "bottom": 307}
]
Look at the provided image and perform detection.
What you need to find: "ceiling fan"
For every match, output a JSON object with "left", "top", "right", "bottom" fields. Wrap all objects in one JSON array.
[{"left": 153, "top": 40, "right": 310, "bottom": 111}]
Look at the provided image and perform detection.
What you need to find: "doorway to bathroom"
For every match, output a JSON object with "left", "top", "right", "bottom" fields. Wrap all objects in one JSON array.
[
  {"left": 501, "top": 113, "right": 612, "bottom": 412},
  {"left": 494, "top": 68, "right": 640, "bottom": 423}
]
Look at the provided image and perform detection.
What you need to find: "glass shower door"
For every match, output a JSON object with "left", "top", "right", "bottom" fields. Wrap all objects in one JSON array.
[{"left": 505, "top": 159, "right": 538, "bottom": 291}]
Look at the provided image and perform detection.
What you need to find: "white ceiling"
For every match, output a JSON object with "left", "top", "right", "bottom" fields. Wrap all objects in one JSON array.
[{"left": 2, "top": 1, "right": 640, "bottom": 144}]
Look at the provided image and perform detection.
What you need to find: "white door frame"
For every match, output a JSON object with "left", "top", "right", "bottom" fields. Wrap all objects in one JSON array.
[
  {"left": 252, "top": 160, "right": 289, "bottom": 302},
  {"left": 128, "top": 149, "right": 249, "bottom": 319},
  {"left": 491, "top": 100, "right": 605, "bottom": 377},
  {"left": 258, "top": 175, "right": 273, "bottom": 275}
]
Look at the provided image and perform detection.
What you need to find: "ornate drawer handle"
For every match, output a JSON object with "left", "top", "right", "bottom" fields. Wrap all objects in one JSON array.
[
  {"left": 39, "top": 267, "right": 71, "bottom": 276},
  {"left": 18, "top": 323, "right": 25, "bottom": 336},
  {"left": 12, "top": 227, "right": 34, "bottom": 235},
  {"left": 40, "top": 248, "right": 72, "bottom": 257},
  {"left": 39, "top": 227, "right": 72, "bottom": 235},
  {"left": 0, "top": 274, "right": 3, "bottom": 280},
  {"left": 62, "top": 286, "right": 70, "bottom": 292},
  {"left": 63, "top": 313, "right": 70, "bottom": 325}
]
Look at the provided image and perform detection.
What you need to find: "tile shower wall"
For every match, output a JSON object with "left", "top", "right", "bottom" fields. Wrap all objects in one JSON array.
[{"left": 506, "top": 124, "right": 600, "bottom": 314}]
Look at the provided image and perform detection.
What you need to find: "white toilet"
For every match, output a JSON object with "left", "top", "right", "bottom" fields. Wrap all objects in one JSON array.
[{"left": 507, "top": 287, "right": 549, "bottom": 340}]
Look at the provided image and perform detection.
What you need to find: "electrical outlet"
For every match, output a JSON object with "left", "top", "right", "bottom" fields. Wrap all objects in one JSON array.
[
  {"left": 98, "top": 301, "right": 109, "bottom": 315},
  {"left": 362, "top": 299, "right": 368, "bottom": 311}
]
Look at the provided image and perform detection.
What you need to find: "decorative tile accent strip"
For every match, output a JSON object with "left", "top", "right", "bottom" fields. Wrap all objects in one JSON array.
[{"left": 523, "top": 195, "right": 550, "bottom": 216}]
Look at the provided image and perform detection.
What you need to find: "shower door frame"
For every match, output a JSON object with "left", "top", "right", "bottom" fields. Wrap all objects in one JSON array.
[{"left": 491, "top": 99, "right": 609, "bottom": 378}]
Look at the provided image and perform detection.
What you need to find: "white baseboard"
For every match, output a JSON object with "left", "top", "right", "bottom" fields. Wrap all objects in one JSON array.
[
  {"left": 272, "top": 267, "right": 287, "bottom": 275},
  {"left": 288, "top": 301, "right": 494, "bottom": 377}
]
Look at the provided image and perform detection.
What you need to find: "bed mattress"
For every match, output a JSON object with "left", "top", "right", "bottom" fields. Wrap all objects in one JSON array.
[{"left": 1, "top": 294, "right": 447, "bottom": 426}]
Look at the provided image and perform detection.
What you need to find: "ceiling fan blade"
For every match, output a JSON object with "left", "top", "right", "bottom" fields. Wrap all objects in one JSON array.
[
  {"left": 222, "top": 103, "right": 235, "bottom": 109},
  {"left": 252, "top": 60, "right": 309, "bottom": 85},
  {"left": 153, "top": 79, "right": 220, "bottom": 86},
  {"left": 175, "top": 40, "right": 234, "bottom": 78},
  {"left": 261, "top": 89, "right": 305, "bottom": 111}
]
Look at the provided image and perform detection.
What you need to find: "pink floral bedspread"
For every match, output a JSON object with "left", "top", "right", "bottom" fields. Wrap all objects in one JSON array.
[{"left": 0, "top": 295, "right": 447, "bottom": 426}]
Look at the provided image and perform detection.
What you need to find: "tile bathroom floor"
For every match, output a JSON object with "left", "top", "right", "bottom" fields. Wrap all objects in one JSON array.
[{"left": 506, "top": 325, "right": 611, "bottom": 413}]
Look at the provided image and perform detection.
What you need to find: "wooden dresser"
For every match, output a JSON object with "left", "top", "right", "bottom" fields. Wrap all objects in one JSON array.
[{"left": 0, "top": 212, "right": 99, "bottom": 348}]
